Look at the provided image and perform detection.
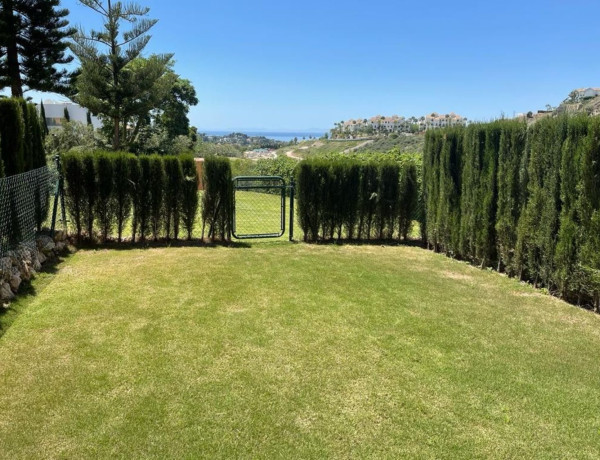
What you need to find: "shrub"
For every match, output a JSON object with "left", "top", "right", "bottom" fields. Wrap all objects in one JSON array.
[
  {"left": 18, "top": 99, "right": 33, "bottom": 172},
  {"left": 357, "top": 163, "right": 378, "bottom": 240},
  {"left": 180, "top": 155, "right": 199, "bottom": 239},
  {"left": 163, "top": 156, "right": 183, "bottom": 239},
  {"left": 128, "top": 155, "right": 142, "bottom": 242},
  {"left": 62, "top": 153, "right": 85, "bottom": 239},
  {"left": 0, "top": 98, "right": 25, "bottom": 176},
  {"left": 201, "top": 156, "right": 233, "bottom": 241},
  {"left": 136, "top": 155, "right": 152, "bottom": 241},
  {"left": 148, "top": 155, "right": 165, "bottom": 240},
  {"left": 113, "top": 153, "right": 132, "bottom": 242},
  {"left": 81, "top": 154, "right": 96, "bottom": 240},
  {"left": 399, "top": 163, "right": 419, "bottom": 240},
  {"left": 375, "top": 163, "right": 400, "bottom": 239},
  {"left": 28, "top": 104, "right": 46, "bottom": 169},
  {"left": 95, "top": 152, "right": 115, "bottom": 242}
]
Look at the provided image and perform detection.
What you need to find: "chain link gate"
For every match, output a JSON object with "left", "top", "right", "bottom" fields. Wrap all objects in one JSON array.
[{"left": 232, "top": 176, "right": 294, "bottom": 240}]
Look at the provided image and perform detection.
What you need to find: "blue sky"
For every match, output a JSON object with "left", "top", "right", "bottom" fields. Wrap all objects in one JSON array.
[{"left": 39, "top": 1, "right": 600, "bottom": 131}]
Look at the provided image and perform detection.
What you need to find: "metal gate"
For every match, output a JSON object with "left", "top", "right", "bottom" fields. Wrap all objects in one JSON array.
[{"left": 232, "top": 176, "right": 294, "bottom": 240}]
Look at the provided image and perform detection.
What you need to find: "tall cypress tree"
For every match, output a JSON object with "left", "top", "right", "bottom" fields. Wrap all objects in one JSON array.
[
  {"left": 39, "top": 100, "right": 49, "bottom": 136},
  {"left": 0, "top": 0, "right": 75, "bottom": 97}
]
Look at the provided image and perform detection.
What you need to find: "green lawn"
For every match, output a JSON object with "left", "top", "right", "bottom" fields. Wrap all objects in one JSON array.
[{"left": 1, "top": 243, "right": 599, "bottom": 458}]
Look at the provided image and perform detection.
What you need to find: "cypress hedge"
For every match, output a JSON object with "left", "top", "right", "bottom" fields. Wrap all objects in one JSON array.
[
  {"left": 201, "top": 156, "right": 233, "bottom": 241},
  {"left": 149, "top": 155, "right": 165, "bottom": 240},
  {"left": 111, "top": 153, "right": 133, "bottom": 242},
  {"left": 0, "top": 98, "right": 45, "bottom": 177},
  {"left": 136, "top": 155, "right": 152, "bottom": 241},
  {"left": 95, "top": 153, "right": 115, "bottom": 242},
  {"left": 163, "top": 156, "right": 183, "bottom": 240},
  {"left": 0, "top": 98, "right": 25, "bottom": 176},
  {"left": 423, "top": 115, "right": 600, "bottom": 310},
  {"left": 180, "top": 155, "right": 199, "bottom": 240},
  {"left": 62, "top": 152, "right": 206, "bottom": 243},
  {"left": 128, "top": 155, "right": 142, "bottom": 242},
  {"left": 296, "top": 158, "right": 419, "bottom": 242},
  {"left": 63, "top": 153, "right": 85, "bottom": 239}
]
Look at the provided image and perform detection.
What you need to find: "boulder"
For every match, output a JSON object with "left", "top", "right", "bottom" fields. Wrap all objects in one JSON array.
[
  {"left": 9, "top": 273, "right": 21, "bottom": 292},
  {"left": 0, "top": 282, "right": 15, "bottom": 301},
  {"left": 37, "top": 235, "right": 56, "bottom": 255}
]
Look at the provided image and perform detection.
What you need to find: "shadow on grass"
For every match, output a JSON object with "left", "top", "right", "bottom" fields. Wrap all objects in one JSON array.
[
  {"left": 71, "top": 238, "right": 254, "bottom": 251},
  {"left": 0, "top": 252, "right": 71, "bottom": 338}
]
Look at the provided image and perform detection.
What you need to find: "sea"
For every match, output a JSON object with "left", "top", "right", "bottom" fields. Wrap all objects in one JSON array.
[{"left": 204, "top": 131, "right": 326, "bottom": 143}]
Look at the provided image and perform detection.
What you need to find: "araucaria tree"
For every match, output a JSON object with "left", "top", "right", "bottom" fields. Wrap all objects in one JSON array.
[
  {"left": 0, "top": 0, "right": 75, "bottom": 97},
  {"left": 70, "top": 0, "right": 172, "bottom": 150}
]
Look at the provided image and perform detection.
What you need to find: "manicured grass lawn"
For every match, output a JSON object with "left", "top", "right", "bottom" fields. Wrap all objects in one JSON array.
[{"left": 1, "top": 243, "right": 600, "bottom": 458}]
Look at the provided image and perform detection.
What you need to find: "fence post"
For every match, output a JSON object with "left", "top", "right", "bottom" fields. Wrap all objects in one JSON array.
[{"left": 289, "top": 178, "right": 295, "bottom": 241}]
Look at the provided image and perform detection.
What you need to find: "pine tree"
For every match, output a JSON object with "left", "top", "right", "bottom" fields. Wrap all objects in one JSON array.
[
  {"left": 0, "top": 0, "right": 74, "bottom": 97},
  {"left": 71, "top": 1, "right": 172, "bottom": 150},
  {"left": 63, "top": 106, "right": 70, "bottom": 122}
]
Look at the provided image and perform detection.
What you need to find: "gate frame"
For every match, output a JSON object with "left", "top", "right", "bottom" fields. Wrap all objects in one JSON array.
[{"left": 232, "top": 176, "right": 294, "bottom": 241}]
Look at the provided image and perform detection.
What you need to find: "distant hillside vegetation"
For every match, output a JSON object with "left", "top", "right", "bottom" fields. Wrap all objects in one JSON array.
[{"left": 356, "top": 133, "right": 424, "bottom": 154}]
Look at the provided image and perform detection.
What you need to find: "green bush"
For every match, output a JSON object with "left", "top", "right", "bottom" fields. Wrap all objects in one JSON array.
[
  {"left": 296, "top": 158, "right": 419, "bottom": 243},
  {"left": 62, "top": 153, "right": 85, "bottom": 239},
  {"left": 19, "top": 99, "right": 34, "bottom": 173},
  {"left": 28, "top": 104, "right": 46, "bottom": 169},
  {"left": 179, "top": 155, "right": 199, "bottom": 240},
  {"left": 111, "top": 153, "right": 132, "bottom": 242},
  {"left": 0, "top": 99, "right": 25, "bottom": 176},
  {"left": 95, "top": 152, "right": 115, "bottom": 242},
  {"left": 201, "top": 156, "right": 233, "bottom": 241},
  {"left": 422, "top": 115, "right": 600, "bottom": 310},
  {"left": 81, "top": 155, "right": 96, "bottom": 240},
  {"left": 128, "top": 155, "right": 142, "bottom": 242},
  {"left": 136, "top": 155, "right": 152, "bottom": 241},
  {"left": 148, "top": 155, "right": 165, "bottom": 240},
  {"left": 163, "top": 156, "right": 183, "bottom": 240}
]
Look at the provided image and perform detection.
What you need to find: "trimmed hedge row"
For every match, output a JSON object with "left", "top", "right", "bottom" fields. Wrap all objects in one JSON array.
[
  {"left": 0, "top": 98, "right": 46, "bottom": 178},
  {"left": 296, "top": 158, "right": 419, "bottom": 242},
  {"left": 424, "top": 115, "right": 600, "bottom": 310},
  {"left": 201, "top": 156, "right": 233, "bottom": 241},
  {"left": 62, "top": 152, "right": 200, "bottom": 242}
]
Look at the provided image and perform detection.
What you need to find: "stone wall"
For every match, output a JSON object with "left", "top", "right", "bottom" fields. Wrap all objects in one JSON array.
[{"left": 0, "top": 232, "right": 68, "bottom": 304}]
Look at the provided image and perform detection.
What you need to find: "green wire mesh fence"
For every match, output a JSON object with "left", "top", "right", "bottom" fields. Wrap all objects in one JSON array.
[{"left": 0, "top": 166, "right": 54, "bottom": 256}]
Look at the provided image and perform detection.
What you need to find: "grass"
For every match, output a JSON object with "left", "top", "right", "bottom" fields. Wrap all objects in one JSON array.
[{"left": 1, "top": 242, "right": 600, "bottom": 458}]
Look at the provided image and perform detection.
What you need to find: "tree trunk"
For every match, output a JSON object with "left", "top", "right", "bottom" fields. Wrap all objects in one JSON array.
[
  {"left": 3, "top": 0, "right": 23, "bottom": 98},
  {"left": 113, "top": 116, "right": 120, "bottom": 150}
]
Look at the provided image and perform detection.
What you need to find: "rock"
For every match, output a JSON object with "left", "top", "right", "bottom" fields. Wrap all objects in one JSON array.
[
  {"left": 37, "top": 235, "right": 56, "bottom": 255},
  {"left": 9, "top": 273, "right": 21, "bottom": 293},
  {"left": 53, "top": 230, "right": 66, "bottom": 242},
  {"left": 55, "top": 241, "right": 66, "bottom": 253},
  {"left": 0, "top": 282, "right": 15, "bottom": 301},
  {"left": 37, "top": 251, "right": 47, "bottom": 265}
]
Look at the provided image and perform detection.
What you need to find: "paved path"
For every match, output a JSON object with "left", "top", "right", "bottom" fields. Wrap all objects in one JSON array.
[{"left": 341, "top": 139, "right": 374, "bottom": 154}]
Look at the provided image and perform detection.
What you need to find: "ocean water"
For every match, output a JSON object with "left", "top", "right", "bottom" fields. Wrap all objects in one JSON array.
[{"left": 204, "top": 131, "right": 326, "bottom": 142}]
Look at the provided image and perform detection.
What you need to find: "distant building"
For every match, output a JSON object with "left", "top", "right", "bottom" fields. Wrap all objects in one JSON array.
[
  {"left": 572, "top": 87, "right": 600, "bottom": 101},
  {"left": 335, "top": 112, "right": 465, "bottom": 136},
  {"left": 37, "top": 100, "right": 102, "bottom": 130}
]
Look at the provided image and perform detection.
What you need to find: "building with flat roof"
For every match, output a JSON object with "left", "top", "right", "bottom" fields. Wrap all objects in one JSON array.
[{"left": 37, "top": 100, "right": 102, "bottom": 130}]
